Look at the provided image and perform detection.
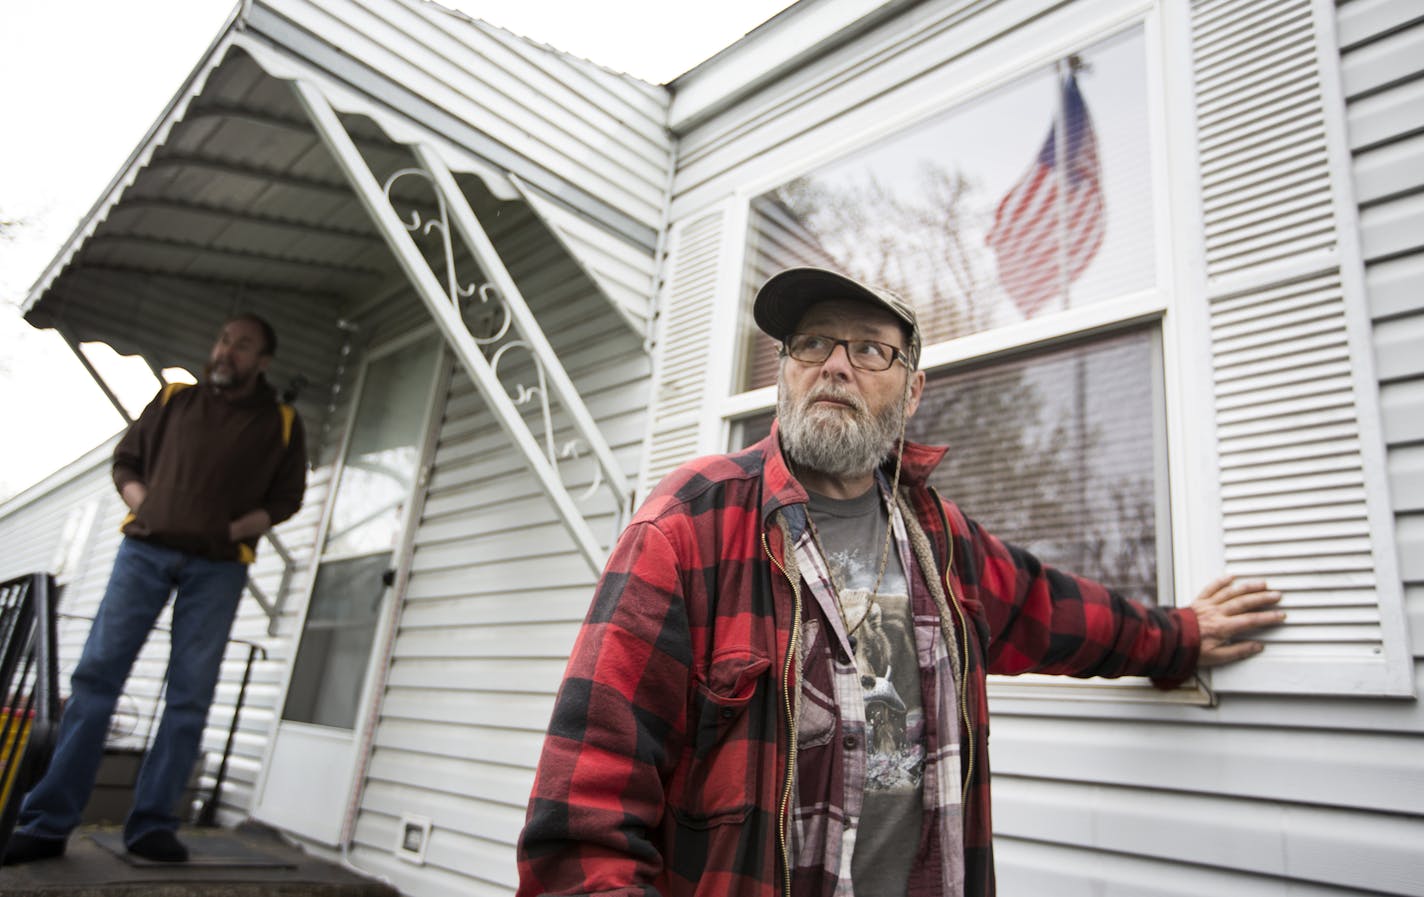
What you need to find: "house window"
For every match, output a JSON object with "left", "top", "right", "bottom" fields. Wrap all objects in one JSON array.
[{"left": 729, "top": 24, "right": 1173, "bottom": 605}]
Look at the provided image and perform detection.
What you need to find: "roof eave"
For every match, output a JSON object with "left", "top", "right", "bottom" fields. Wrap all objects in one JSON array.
[{"left": 666, "top": 0, "right": 927, "bottom": 135}]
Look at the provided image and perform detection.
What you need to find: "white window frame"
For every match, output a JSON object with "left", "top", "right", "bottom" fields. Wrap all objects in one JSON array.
[{"left": 704, "top": 0, "right": 1224, "bottom": 702}]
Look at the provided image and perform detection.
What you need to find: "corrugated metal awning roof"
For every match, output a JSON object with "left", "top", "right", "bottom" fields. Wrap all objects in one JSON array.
[{"left": 23, "top": 19, "right": 656, "bottom": 374}]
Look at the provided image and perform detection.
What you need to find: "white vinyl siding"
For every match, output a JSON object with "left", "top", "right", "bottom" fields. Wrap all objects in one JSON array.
[
  {"left": 514, "top": 181, "right": 659, "bottom": 334},
  {"left": 251, "top": 0, "right": 670, "bottom": 245},
  {"left": 1340, "top": 0, "right": 1424, "bottom": 703},
  {"left": 0, "top": 447, "right": 129, "bottom": 656}
]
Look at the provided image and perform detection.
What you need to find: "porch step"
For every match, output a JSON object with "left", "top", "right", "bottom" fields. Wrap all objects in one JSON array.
[{"left": 0, "top": 823, "right": 399, "bottom": 897}]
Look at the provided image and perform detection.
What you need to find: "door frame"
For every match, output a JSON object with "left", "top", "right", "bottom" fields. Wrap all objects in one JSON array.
[{"left": 253, "top": 324, "right": 448, "bottom": 843}]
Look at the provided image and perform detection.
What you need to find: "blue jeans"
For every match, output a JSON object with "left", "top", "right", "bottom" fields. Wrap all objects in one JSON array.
[{"left": 17, "top": 537, "right": 247, "bottom": 845}]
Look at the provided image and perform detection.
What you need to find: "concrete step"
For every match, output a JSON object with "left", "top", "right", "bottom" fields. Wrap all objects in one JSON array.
[{"left": 0, "top": 823, "right": 400, "bottom": 897}]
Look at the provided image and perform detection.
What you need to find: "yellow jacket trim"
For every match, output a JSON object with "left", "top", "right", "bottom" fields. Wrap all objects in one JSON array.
[
  {"left": 278, "top": 404, "right": 295, "bottom": 448},
  {"left": 160, "top": 382, "right": 193, "bottom": 406}
]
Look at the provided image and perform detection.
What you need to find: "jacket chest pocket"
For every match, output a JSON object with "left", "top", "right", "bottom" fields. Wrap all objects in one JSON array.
[{"left": 672, "top": 648, "right": 772, "bottom": 828}]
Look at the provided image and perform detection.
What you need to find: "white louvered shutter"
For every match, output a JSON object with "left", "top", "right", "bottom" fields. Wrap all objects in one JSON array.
[
  {"left": 638, "top": 208, "right": 727, "bottom": 495},
  {"left": 1192, "top": 0, "right": 1410, "bottom": 695}
]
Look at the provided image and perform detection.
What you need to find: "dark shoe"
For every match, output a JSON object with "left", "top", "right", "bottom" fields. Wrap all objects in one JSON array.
[
  {"left": 126, "top": 829, "right": 189, "bottom": 862},
  {"left": 2, "top": 832, "right": 66, "bottom": 865}
]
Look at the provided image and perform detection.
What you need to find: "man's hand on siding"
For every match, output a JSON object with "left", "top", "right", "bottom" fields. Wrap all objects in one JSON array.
[{"left": 1191, "top": 575, "right": 1286, "bottom": 668}]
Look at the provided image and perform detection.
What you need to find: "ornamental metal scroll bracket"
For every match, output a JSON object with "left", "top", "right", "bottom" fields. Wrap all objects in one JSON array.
[
  {"left": 491, "top": 340, "right": 604, "bottom": 502},
  {"left": 408, "top": 143, "right": 631, "bottom": 511},
  {"left": 470, "top": 283, "right": 512, "bottom": 346},
  {"left": 382, "top": 168, "right": 513, "bottom": 346},
  {"left": 385, "top": 169, "right": 609, "bottom": 508}
]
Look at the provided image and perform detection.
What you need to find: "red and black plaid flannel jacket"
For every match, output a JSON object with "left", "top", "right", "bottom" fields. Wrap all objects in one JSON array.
[{"left": 517, "top": 423, "right": 1200, "bottom": 897}]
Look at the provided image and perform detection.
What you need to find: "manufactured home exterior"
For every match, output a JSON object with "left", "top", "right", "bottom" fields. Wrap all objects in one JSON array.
[{"left": 1, "top": 0, "right": 1420, "bottom": 895}]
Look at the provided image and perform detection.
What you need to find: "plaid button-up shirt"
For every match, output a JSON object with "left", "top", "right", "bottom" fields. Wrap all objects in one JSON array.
[
  {"left": 518, "top": 422, "right": 1200, "bottom": 897},
  {"left": 789, "top": 478, "right": 964, "bottom": 896}
]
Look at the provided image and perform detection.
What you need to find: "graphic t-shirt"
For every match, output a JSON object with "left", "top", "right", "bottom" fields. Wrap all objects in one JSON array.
[{"left": 807, "top": 487, "right": 925, "bottom": 897}]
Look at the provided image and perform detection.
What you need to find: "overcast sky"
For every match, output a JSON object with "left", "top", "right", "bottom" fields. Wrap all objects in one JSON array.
[{"left": 0, "top": 0, "right": 792, "bottom": 502}]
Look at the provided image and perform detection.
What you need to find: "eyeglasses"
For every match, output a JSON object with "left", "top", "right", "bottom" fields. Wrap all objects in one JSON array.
[{"left": 781, "top": 332, "right": 907, "bottom": 372}]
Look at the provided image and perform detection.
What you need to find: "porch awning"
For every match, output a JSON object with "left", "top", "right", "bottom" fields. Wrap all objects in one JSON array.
[
  {"left": 22, "top": 25, "right": 657, "bottom": 397},
  {"left": 22, "top": 12, "right": 652, "bottom": 572}
]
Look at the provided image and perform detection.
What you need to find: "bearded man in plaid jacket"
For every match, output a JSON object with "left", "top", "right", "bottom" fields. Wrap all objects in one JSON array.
[{"left": 517, "top": 267, "right": 1283, "bottom": 897}]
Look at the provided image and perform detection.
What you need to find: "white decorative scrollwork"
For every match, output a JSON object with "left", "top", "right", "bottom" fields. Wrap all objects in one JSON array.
[
  {"left": 558, "top": 439, "right": 604, "bottom": 501},
  {"left": 383, "top": 167, "right": 605, "bottom": 506},
  {"left": 382, "top": 168, "right": 511, "bottom": 345},
  {"left": 490, "top": 341, "right": 602, "bottom": 502},
  {"left": 471, "top": 283, "right": 513, "bottom": 345}
]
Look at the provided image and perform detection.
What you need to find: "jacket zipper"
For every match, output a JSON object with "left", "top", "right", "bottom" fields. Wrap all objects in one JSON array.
[
  {"left": 763, "top": 530, "right": 801, "bottom": 897},
  {"left": 931, "top": 493, "right": 975, "bottom": 805}
]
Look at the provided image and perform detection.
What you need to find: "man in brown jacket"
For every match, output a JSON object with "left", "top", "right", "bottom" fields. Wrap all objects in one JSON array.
[{"left": 3, "top": 314, "right": 307, "bottom": 865}]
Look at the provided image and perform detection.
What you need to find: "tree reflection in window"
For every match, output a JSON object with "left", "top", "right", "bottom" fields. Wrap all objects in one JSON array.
[
  {"left": 323, "top": 446, "right": 420, "bottom": 556},
  {"left": 907, "top": 330, "right": 1164, "bottom": 603},
  {"left": 730, "top": 25, "right": 1166, "bottom": 604}
]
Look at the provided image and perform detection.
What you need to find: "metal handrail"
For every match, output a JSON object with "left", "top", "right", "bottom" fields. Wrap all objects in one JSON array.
[
  {"left": 246, "top": 530, "right": 297, "bottom": 636},
  {"left": 0, "top": 573, "right": 61, "bottom": 856}
]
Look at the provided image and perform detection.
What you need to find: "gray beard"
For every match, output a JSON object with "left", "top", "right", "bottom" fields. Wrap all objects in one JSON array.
[
  {"left": 777, "top": 380, "right": 905, "bottom": 479},
  {"left": 204, "top": 361, "right": 255, "bottom": 392}
]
